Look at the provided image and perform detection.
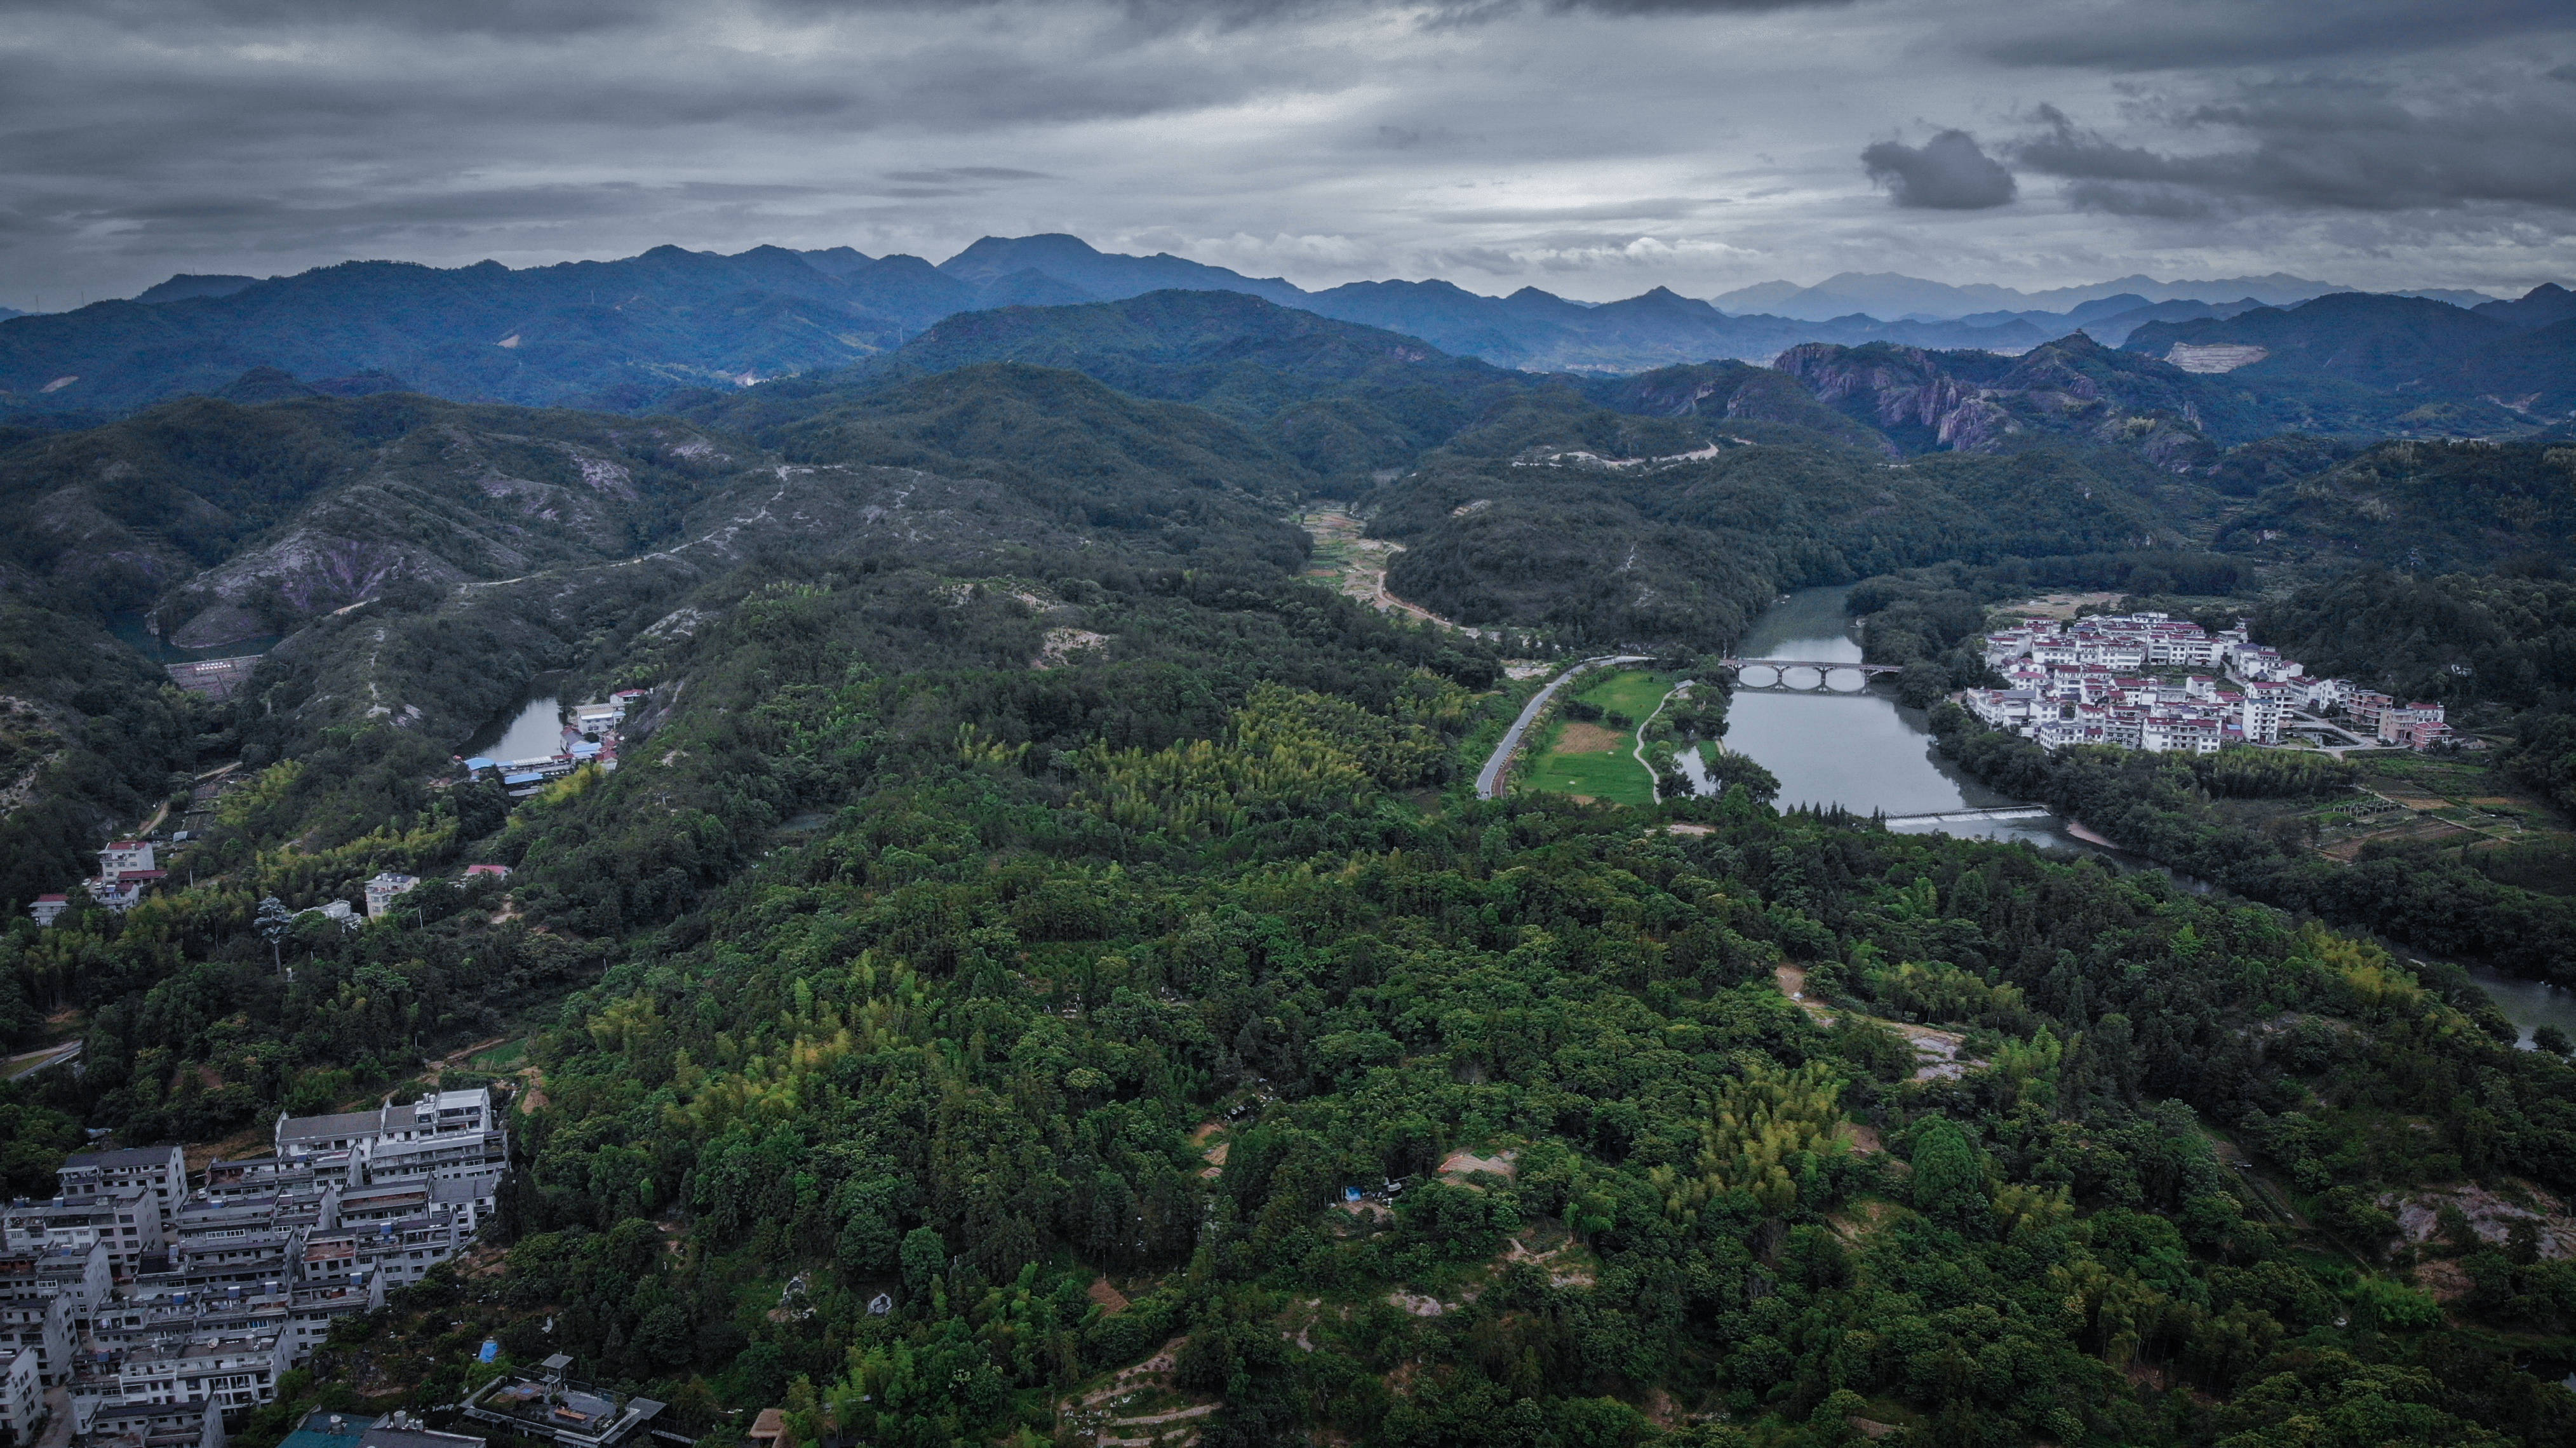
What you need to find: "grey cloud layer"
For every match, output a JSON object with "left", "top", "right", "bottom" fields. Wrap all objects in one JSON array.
[
  {"left": 1971, "top": 0, "right": 2575, "bottom": 69},
  {"left": 1861, "top": 131, "right": 2016, "bottom": 210},
  {"left": 1, "top": 0, "right": 2572, "bottom": 306},
  {"left": 2018, "top": 77, "right": 2576, "bottom": 216}
]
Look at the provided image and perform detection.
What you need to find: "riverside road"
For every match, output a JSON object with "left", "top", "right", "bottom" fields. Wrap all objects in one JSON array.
[{"left": 1475, "top": 655, "right": 1650, "bottom": 800}]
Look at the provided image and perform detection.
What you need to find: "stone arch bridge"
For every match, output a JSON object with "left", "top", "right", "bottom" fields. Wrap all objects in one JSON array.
[{"left": 1721, "top": 658, "right": 1903, "bottom": 692}]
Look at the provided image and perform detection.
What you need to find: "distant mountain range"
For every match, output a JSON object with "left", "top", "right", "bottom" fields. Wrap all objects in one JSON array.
[
  {"left": 2124, "top": 285, "right": 2576, "bottom": 426},
  {"left": 0, "top": 232, "right": 2559, "bottom": 420}
]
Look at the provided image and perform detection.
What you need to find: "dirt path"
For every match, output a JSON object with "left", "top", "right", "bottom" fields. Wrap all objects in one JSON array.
[
  {"left": 424, "top": 1034, "right": 511, "bottom": 1075},
  {"left": 1773, "top": 965, "right": 1980, "bottom": 1082},
  {"left": 1632, "top": 680, "right": 1692, "bottom": 805},
  {"left": 1298, "top": 511, "right": 1479, "bottom": 633}
]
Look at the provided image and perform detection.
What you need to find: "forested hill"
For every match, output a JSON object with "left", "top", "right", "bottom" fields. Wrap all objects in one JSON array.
[
  {"left": 1365, "top": 432, "right": 2175, "bottom": 648},
  {"left": 846, "top": 291, "right": 1902, "bottom": 471},
  {"left": 0, "top": 367, "right": 1334, "bottom": 916},
  {"left": 11, "top": 510, "right": 2574, "bottom": 1446},
  {"left": 2126, "top": 291, "right": 2576, "bottom": 429},
  {"left": 826, "top": 290, "right": 1534, "bottom": 475},
  {"left": 2213, "top": 438, "right": 2576, "bottom": 572}
]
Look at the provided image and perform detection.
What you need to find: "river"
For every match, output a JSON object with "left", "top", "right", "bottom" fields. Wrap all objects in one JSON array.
[{"left": 1713, "top": 587, "right": 2102, "bottom": 853}]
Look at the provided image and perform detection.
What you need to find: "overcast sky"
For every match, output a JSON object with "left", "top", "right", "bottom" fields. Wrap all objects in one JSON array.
[{"left": 4, "top": 0, "right": 2573, "bottom": 309}]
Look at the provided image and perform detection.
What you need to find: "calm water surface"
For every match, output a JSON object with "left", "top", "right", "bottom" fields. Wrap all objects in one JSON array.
[
  {"left": 2463, "top": 964, "right": 2576, "bottom": 1051},
  {"left": 1717, "top": 587, "right": 2097, "bottom": 852},
  {"left": 109, "top": 612, "right": 281, "bottom": 664},
  {"left": 464, "top": 690, "right": 568, "bottom": 763}
]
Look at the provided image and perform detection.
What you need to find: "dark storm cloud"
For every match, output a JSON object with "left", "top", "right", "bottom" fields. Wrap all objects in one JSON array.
[
  {"left": 2018, "top": 85, "right": 2576, "bottom": 213},
  {"left": 3, "top": 0, "right": 2573, "bottom": 307},
  {"left": 3, "top": 0, "right": 1858, "bottom": 39},
  {"left": 1976, "top": 0, "right": 2575, "bottom": 70},
  {"left": 1860, "top": 130, "right": 2017, "bottom": 209}
]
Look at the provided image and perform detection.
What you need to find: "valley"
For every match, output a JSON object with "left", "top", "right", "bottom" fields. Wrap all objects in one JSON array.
[{"left": 1, "top": 245, "right": 2573, "bottom": 1448}]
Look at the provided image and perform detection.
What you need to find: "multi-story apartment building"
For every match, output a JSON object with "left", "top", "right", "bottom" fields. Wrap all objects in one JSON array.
[
  {"left": 2239, "top": 687, "right": 2287, "bottom": 745},
  {"left": 333, "top": 1176, "right": 501, "bottom": 1239},
  {"left": 100, "top": 1275, "right": 382, "bottom": 1369},
  {"left": 199, "top": 1158, "right": 328, "bottom": 1203},
  {"left": 0, "top": 1245, "right": 111, "bottom": 1328},
  {"left": 274, "top": 1090, "right": 506, "bottom": 1188},
  {"left": 3, "top": 1184, "right": 163, "bottom": 1277},
  {"left": 302, "top": 1205, "right": 466, "bottom": 1291},
  {"left": 0, "top": 1347, "right": 39, "bottom": 1447},
  {"left": 67, "top": 1397, "right": 222, "bottom": 1448},
  {"left": 59, "top": 1147, "right": 191, "bottom": 1225},
  {"left": 2140, "top": 713, "right": 2224, "bottom": 754},
  {"left": 139, "top": 1224, "right": 307, "bottom": 1300},
  {"left": 0, "top": 1294, "right": 70, "bottom": 1385},
  {"left": 2380, "top": 701, "right": 2449, "bottom": 747},
  {"left": 71, "top": 1331, "right": 288, "bottom": 1422}
]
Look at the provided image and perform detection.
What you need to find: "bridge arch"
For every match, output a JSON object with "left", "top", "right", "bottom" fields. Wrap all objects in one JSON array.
[{"left": 1721, "top": 657, "right": 1894, "bottom": 693}]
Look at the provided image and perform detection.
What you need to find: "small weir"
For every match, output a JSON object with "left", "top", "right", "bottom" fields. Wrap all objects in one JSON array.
[{"left": 1878, "top": 805, "right": 2055, "bottom": 827}]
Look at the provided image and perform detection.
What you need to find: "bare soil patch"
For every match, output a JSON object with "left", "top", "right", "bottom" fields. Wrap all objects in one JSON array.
[
  {"left": 2415, "top": 1258, "right": 2474, "bottom": 1304},
  {"left": 2384, "top": 1183, "right": 2576, "bottom": 1258},
  {"left": 1553, "top": 721, "right": 1627, "bottom": 754},
  {"left": 1997, "top": 591, "right": 2124, "bottom": 621},
  {"left": 1035, "top": 627, "right": 1110, "bottom": 669},
  {"left": 1439, "top": 1148, "right": 1517, "bottom": 1180}
]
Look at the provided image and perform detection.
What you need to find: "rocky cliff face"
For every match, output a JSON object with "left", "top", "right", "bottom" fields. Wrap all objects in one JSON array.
[
  {"left": 1588, "top": 360, "right": 1900, "bottom": 455},
  {"left": 1775, "top": 343, "right": 2022, "bottom": 452},
  {"left": 1776, "top": 335, "right": 2230, "bottom": 471}
]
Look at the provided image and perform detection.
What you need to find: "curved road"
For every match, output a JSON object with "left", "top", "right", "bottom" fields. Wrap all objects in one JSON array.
[{"left": 1475, "top": 654, "right": 1650, "bottom": 800}]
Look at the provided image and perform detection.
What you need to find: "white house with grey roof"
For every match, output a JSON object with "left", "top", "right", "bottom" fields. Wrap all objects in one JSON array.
[
  {"left": 272, "top": 1089, "right": 506, "bottom": 1188},
  {"left": 59, "top": 1146, "right": 190, "bottom": 1226}
]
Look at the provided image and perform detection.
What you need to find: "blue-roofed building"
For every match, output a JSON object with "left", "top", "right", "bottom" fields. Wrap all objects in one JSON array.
[{"left": 278, "top": 1409, "right": 374, "bottom": 1448}]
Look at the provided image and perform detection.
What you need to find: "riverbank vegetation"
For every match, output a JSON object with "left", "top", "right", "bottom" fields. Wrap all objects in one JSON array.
[{"left": 1929, "top": 710, "right": 2576, "bottom": 984}]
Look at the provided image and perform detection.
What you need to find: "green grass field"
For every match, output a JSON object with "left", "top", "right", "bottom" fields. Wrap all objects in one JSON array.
[
  {"left": 470, "top": 1038, "right": 528, "bottom": 1070},
  {"left": 1520, "top": 669, "right": 1672, "bottom": 805},
  {"left": 1574, "top": 669, "right": 1677, "bottom": 723}
]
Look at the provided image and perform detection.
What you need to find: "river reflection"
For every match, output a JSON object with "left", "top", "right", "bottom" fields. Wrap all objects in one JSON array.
[
  {"left": 464, "top": 688, "right": 567, "bottom": 763},
  {"left": 1712, "top": 587, "right": 2102, "bottom": 854},
  {"left": 2462, "top": 963, "right": 2576, "bottom": 1051}
]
